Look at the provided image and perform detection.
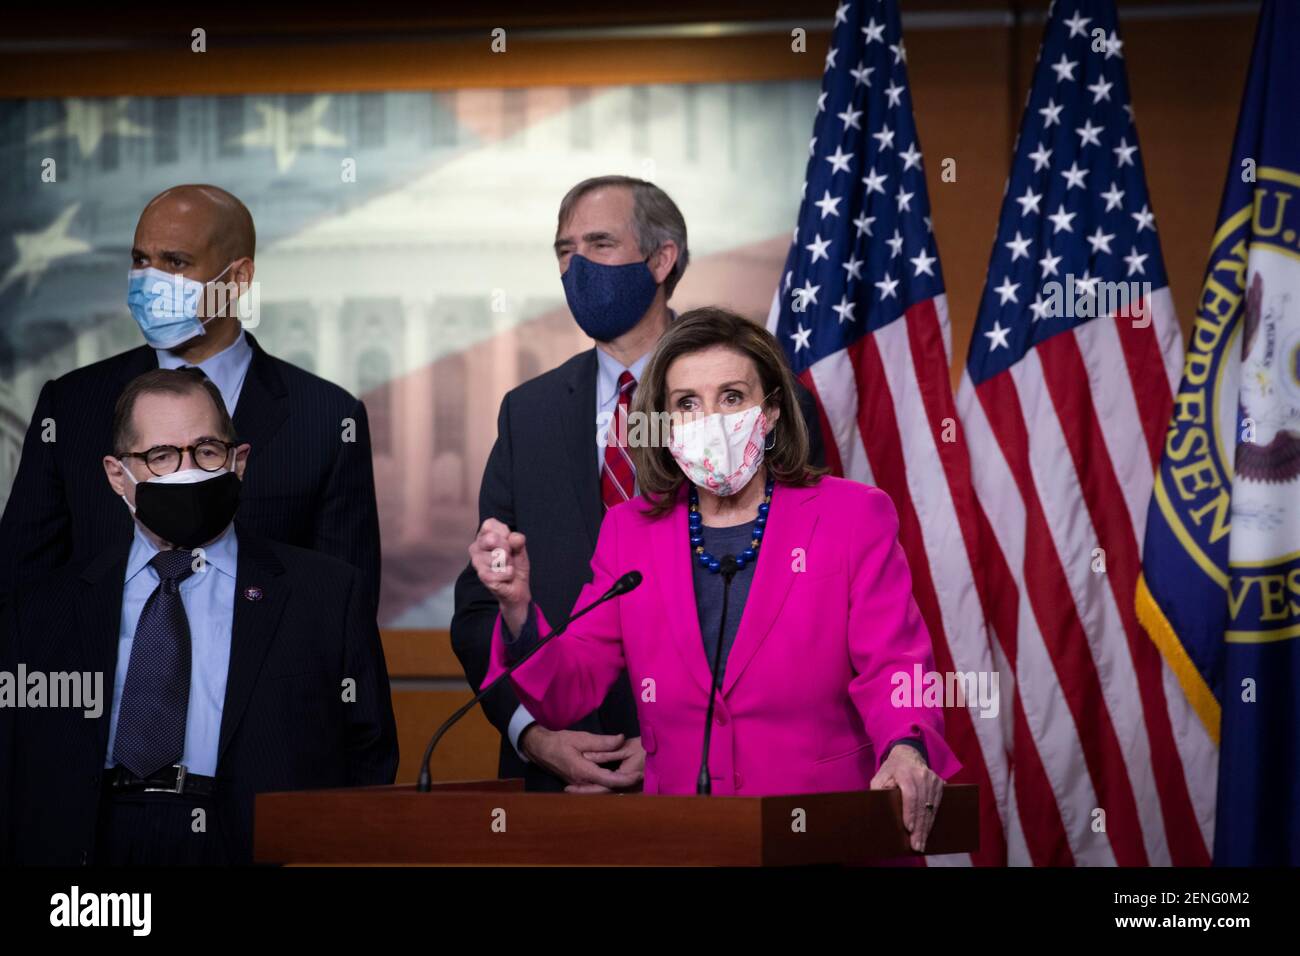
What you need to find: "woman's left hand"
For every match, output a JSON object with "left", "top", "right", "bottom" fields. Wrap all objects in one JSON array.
[{"left": 869, "top": 743, "right": 944, "bottom": 853}]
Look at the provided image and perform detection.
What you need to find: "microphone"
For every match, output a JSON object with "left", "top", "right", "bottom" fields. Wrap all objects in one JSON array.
[
  {"left": 416, "top": 569, "right": 644, "bottom": 791},
  {"left": 697, "top": 556, "right": 738, "bottom": 795},
  {"left": 604, "top": 570, "right": 643, "bottom": 600}
]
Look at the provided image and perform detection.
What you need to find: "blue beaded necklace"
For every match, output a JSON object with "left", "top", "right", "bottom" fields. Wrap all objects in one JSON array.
[{"left": 688, "top": 476, "right": 775, "bottom": 574}]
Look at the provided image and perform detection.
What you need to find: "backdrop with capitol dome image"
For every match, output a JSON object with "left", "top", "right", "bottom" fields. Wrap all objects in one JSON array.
[
  {"left": 0, "top": 81, "right": 820, "bottom": 627},
  {"left": 0, "top": 0, "right": 1287, "bottom": 866}
]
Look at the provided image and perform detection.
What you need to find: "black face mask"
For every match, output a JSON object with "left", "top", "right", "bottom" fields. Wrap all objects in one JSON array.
[{"left": 132, "top": 471, "right": 242, "bottom": 549}]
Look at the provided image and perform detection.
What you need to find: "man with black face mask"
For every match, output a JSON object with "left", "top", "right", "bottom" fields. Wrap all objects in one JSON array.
[
  {"left": 451, "top": 176, "right": 824, "bottom": 793},
  {"left": 0, "top": 184, "right": 381, "bottom": 619},
  {"left": 0, "top": 368, "right": 397, "bottom": 865}
]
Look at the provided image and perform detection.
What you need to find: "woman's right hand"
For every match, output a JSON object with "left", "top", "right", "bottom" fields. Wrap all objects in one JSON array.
[{"left": 470, "top": 517, "right": 532, "bottom": 634}]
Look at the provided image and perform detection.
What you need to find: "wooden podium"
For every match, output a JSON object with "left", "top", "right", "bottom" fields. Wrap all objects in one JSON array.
[{"left": 254, "top": 780, "right": 979, "bottom": 865}]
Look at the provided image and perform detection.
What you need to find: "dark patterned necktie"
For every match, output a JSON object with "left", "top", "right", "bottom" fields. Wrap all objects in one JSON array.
[{"left": 111, "top": 549, "right": 197, "bottom": 778}]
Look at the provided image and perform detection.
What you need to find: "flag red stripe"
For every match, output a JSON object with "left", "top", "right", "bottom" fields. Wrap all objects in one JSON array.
[
  {"left": 975, "top": 369, "right": 1150, "bottom": 865},
  {"left": 906, "top": 304, "right": 1021, "bottom": 663},
  {"left": 1113, "top": 298, "right": 1175, "bottom": 470},
  {"left": 1037, "top": 331, "right": 1210, "bottom": 865},
  {"left": 849, "top": 325, "right": 1006, "bottom": 864},
  {"left": 797, "top": 368, "right": 845, "bottom": 478},
  {"left": 1009, "top": 684, "right": 1076, "bottom": 864},
  {"left": 903, "top": 301, "right": 1019, "bottom": 865},
  {"left": 909, "top": 304, "right": 1073, "bottom": 866}
]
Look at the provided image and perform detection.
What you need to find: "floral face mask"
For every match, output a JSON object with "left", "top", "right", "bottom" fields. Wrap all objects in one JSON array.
[{"left": 668, "top": 403, "right": 768, "bottom": 496}]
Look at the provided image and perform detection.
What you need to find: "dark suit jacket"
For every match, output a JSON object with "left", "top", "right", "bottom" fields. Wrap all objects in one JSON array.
[
  {"left": 450, "top": 347, "right": 824, "bottom": 791},
  {"left": 0, "top": 524, "right": 398, "bottom": 865},
  {"left": 0, "top": 332, "right": 381, "bottom": 616}
]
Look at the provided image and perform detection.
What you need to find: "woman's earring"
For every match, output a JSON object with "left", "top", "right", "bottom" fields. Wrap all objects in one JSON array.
[{"left": 764, "top": 432, "right": 776, "bottom": 452}]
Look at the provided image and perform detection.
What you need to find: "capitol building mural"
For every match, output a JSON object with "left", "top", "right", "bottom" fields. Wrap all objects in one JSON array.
[{"left": 0, "top": 80, "right": 814, "bottom": 625}]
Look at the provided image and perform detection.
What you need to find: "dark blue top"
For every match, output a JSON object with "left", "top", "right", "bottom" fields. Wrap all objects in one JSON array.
[{"left": 691, "top": 518, "right": 758, "bottom": 689}]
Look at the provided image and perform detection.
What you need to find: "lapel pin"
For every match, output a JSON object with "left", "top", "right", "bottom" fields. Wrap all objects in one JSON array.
[{"left": 243, "top": 586, "right": 264, "bottom": 601}]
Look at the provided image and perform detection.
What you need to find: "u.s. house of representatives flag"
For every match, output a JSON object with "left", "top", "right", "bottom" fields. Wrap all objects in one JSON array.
[
  {"left": 1137, "top": 0, "right": 1300, "bottom": 866},
  {"left": 958, "top": 0, "right": 1215, "bottom": 865},
  {"left": 768, "top": 0, "right": 1009, "bottom": 866}
]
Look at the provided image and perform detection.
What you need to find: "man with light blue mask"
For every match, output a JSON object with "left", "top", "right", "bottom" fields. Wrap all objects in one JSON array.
[
  {"left": 126, "top": 184, "right": 256, "bottom": 410},
  {"left": 127, "top": 255, "right": 241, "bottom": 352},
  {"left": 452, "top": 175, "right": 825, "bottom": 796},
  {"left": 0, "top": 184, "right": 382, "bottom": 620}
]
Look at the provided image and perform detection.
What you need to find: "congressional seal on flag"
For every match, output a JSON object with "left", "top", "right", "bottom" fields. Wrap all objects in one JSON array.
[{"left": 1137, "top": 0, "right": 1300, "bottom": 865}]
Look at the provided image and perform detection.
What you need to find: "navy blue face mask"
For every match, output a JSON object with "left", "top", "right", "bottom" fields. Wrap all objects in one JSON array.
[{"left": 561, "top": 253, "right": 660, "bottom": 342}]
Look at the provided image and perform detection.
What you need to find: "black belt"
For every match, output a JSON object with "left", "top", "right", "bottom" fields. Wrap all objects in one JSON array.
[{"left": 104, "top": 765, "right": 217, "bottom": 797}]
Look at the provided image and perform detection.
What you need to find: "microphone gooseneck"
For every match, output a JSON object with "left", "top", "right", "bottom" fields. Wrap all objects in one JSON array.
[
  {"left": 697, "top": 556, "right": 738, "bottom": 795},
  {"left": 417, "top": 568, "right": 643, "bottom": 791}
]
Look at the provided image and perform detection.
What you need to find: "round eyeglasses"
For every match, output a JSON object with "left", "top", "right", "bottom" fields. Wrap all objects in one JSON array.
[{"left": 119, "top": 439, "right": 238, "bottom": 477}]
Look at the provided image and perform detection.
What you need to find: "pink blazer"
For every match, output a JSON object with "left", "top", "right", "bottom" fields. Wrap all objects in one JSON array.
[{"left": 484, "top": 476, "right": 961, "bottom": 795}]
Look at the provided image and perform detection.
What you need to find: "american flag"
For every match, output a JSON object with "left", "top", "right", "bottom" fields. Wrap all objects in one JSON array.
[
  {"left": 957, "top": 0, "right": 1215, "bottom": 864},
  {"left": 767, "top": 0, "right": 1010, "bottom": 866}
]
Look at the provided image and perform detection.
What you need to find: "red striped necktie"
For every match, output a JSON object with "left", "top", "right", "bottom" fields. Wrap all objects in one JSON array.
[{"left": 600, "top": 370, "right": 637, "bottom": 509}]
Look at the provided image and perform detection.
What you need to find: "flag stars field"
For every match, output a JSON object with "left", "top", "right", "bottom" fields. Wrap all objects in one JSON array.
[
  {"left": 1006, "top": 231, "right": 1034, "bottom": 261},
  {"left": 1049, "top": 204, "right": 1077, "bottom": 233},
  {"left": 1088, "top": 77, "right": 1114, "bottom": 103},
  {"left": 1076, "top": 118, "right": 1104, "bottom": 148},
  {"left": 1052, "top": 53, "right": 1079, "bottom": 83},
  {"left": 994, "top": 276, "right": 1021, "bottom": 306},
  {"left": 814, "top": 191, "right": 843, "bottom": 219},
  {"left": 1017, "top": 186, "right": 1043, "bottom": 216},
  {"left": 1124, "top": 246, "right": 1148, "bottom": 276},
  {"left": 1086, "top": 227, "right": 1116, "bottom": 255},
  {"left": 806, "top": 234, "right": 832, "bottom": 263},
  {"left": 910, "top": 249, "right": 937, "bottom": 277},
  {"left": 985, "top": 319, "right": 1012, "bottom": 351}
]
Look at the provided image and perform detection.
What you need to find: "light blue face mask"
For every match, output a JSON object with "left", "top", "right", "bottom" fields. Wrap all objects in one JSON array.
[{"left": 126, "top": 261, "right": 236, "bottom": 350}]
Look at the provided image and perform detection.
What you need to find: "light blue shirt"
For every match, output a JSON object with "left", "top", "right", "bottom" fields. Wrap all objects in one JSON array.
[
  {"left": 105, "top": 523, "right": 239, "bottom": 777},
  {"left": 155, "top": 329, "right": 253, "bottom": 415},
  {"left": 594, "top": 347, "right": 652, "bottom": 478}
]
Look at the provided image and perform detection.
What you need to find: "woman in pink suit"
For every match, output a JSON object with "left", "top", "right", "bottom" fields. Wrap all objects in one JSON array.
[{"left": 472, "top": 308, "right": 959, "bottom": 852}]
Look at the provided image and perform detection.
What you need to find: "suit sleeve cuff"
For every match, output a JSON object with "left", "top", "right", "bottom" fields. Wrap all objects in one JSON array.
[
  {"left": 884, "top": 736, "right": 928, "bottom": 765},
  {"left": 506, "top": 704, "right": 537, "bottom": 763},
  {"left": 500, "top": 603, "right": 541, "bottom": 664}
]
